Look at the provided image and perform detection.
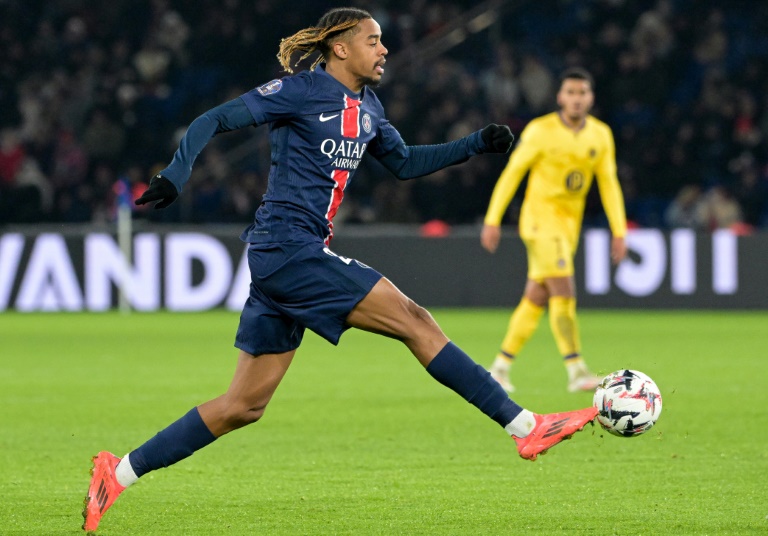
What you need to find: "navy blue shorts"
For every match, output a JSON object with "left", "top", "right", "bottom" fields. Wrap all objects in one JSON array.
[{"left": 234, "top": 240, "right": 383, "bottom": 355}]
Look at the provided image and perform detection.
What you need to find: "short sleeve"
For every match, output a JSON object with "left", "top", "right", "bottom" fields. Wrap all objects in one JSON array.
[{"left": 240, "top": 73, "right": 312, "bottom": 125}]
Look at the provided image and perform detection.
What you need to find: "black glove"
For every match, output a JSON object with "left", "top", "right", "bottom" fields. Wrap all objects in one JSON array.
[
  {"left": 135, "top": 174, "right": 179, "bottom": 209},
  {"left": 481, "top": 124, "right": 515, "bottom": 154}
]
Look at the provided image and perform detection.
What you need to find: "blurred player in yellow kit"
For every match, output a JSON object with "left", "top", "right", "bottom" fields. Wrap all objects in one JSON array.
[{"left": 481, "top": 68, "right": 627, "bottom": 393}]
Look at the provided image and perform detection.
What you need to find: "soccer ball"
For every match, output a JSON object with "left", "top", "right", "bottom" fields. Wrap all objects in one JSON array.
[{"left": 592, "top": 369, "right": 663, "bottom": 437}]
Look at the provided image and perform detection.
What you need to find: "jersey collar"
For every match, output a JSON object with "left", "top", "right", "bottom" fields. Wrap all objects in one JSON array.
[
  {"left": 557, "top": 111, "right": 588, "bottom": 133},
  {"left": 315, "top": 63, "right": 365, "bottom": 100}
]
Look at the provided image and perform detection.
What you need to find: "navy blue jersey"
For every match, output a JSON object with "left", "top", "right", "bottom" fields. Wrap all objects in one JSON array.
[
  {"left": 159, "top": 64, "right": 488, "bottom": 245},
  {"left": 239, "top": 65, "right": 394, "bottom": 243}
]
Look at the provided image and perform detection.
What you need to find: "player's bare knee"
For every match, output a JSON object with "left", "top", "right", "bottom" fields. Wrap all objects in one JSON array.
[
  {"left": 403, "top": 299, "right": 442, "bottom": 337},
  {"left": 240, "top": 407, "right": 266, "bottom": 426},
  {"left": 226, "top": 401, "right": 268, "bottom": 429}
]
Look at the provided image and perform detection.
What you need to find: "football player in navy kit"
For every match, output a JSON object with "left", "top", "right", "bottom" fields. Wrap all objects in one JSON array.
[{"left": 83, "top": 8, "right": 598, "bottom": 531}]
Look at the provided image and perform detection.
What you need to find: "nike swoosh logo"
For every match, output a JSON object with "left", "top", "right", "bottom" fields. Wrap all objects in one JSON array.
[{"left": 319, "top": 113, "right": 339, "bottom": 122}]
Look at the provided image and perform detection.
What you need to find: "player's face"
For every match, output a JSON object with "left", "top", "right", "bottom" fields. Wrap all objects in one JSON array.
[
  {"left": 345, "top": 18, "right": 388, "bottom": 87},
  {"left": 557, "top": 79, "right": 594, "bottom": 121}
]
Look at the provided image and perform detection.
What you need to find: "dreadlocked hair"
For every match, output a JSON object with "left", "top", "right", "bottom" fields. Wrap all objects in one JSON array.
[{"left": 277, "top": 7, "right": 372, "bottom": 73}]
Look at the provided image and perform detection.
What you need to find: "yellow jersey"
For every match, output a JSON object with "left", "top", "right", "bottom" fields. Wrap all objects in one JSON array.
[{"left": 484, "top": 112, "right": 626, "bottom": 245}]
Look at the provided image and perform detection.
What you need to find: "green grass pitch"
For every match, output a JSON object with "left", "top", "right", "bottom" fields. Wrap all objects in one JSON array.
[{"left": 1, "top": 310, "right": 766, "bottom": 535}]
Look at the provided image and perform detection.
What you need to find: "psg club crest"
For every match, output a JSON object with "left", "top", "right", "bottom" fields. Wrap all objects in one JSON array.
[
  {"left": 362, "top": 113, "right": 372, "bottom": 133},
  {"left": 257, "top": 79, "right": 283, "bottom": 96}
]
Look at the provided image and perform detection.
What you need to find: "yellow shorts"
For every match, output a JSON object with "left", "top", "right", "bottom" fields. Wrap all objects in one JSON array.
[{"left": 522, "top": 235, "right": 575, "bottom": 280}]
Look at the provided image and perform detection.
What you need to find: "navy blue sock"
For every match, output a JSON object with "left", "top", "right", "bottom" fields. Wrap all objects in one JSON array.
[
  {"left": 426, "top": 342, "right": 523, "bottom": 428},
  {"left": 129, "top": 407, "right": 217, "bottom": 477}
]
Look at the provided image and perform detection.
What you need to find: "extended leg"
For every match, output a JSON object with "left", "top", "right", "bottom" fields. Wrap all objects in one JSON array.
[
  {"left": 83, "top": 350, "right": 294, "bottom": 532},
  {"left": 346, "top": 278, "right": 596, "bottom": 460}
]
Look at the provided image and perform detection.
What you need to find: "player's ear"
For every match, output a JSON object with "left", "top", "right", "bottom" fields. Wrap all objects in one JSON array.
[{"left": 331, "top": 41, "right": 348, "bottom": 60}]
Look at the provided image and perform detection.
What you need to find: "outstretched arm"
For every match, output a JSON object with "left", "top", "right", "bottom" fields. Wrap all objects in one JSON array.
[
  {"left": 161, "top": 98, "right": 256, "bottom": 192},
  {"left": 136, "top": 98, "right": 256, "bottom": 208},
  {"left": 371, "top": 123, "right": 513, "bottom": 180}
]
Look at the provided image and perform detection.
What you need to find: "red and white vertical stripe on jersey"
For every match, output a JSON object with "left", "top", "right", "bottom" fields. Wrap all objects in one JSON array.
[
  {"left": 324, "top": 94, "right": 360, "bottom": 243},
  {"left": 324, "top": 169, "right": 350, "bottom": 244},
  {"left": 341, "top": 94, "right": 361, "bottom": 138}
]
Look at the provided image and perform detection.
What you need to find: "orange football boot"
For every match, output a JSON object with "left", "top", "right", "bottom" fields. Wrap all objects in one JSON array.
[
  {"left": 514, "top": 407, "right": 598, "bottom": 461},
  {"left": 82, "top": 452, "right": 126, "bottom": 532}
]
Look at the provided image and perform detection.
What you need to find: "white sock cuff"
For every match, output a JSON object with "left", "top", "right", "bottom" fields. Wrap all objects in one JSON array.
[
  {"left": 115, "top": 453, "right": 139, "bottom": 488},
  {"left": 504, "top": 409, "right": 536, "bottom": 438},
  {"left": 492, "top": 356, "right": 511, "bottom": 370}
]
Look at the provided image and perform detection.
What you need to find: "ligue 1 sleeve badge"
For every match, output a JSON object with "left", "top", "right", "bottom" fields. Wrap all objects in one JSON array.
[{"left": 257, "top": 79, "right": 283, "bottom": 96}]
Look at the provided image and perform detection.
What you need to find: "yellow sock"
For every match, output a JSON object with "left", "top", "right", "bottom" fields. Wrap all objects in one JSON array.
[
  {"left": 565, "top": 356, "right": 586, "bottom": 381},
  {"left": 499, "top": 297, "right": 545, "bottom": 358},
  {"left": 548, "top": 296, "right": 581, "bottom": 359}
]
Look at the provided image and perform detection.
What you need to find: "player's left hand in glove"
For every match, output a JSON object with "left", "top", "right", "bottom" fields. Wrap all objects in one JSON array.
[
  {"left": 135, "top": 174, "right": 179, "bottom": 209},
  {"left": 481, "top": 124, "right": 515, "bottom": 153}
]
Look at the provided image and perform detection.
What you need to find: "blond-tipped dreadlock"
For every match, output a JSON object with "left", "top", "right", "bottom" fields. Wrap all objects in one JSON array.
[{"left": 277, "top": 7, "right": 372, "bottom": 73}]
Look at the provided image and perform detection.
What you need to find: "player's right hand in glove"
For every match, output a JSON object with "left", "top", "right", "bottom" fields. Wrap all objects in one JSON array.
[
  {"left": 135, "top": 174, "right": 179, "bottom": 209},
  {"left": 481, "top": 124, "right": 515, "bottom": 154}
]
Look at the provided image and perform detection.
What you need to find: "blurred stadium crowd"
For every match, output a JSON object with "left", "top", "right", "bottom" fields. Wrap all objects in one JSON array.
[{"left": 1, "top": 0, "right": 767, "bottom": 231}]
